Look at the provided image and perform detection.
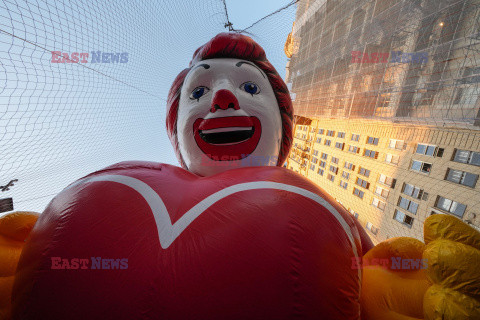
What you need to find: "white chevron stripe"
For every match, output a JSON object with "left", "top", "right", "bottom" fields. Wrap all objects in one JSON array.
[{"left": 65, "top": 174, "right": 361, "bottom": 281}]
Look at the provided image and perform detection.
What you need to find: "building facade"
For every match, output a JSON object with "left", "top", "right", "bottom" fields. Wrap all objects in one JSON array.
[{"left": 285, "top": 0, "right": 480, "bottom": 243}]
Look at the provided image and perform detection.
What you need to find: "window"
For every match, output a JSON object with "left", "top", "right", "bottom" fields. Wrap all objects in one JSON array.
[
  {"left": 342, "top": 171, "right": 350, "bottom": 180},
  {"left": 356, "top": 177, "right": 370, "bottom": 189},
  {"left": 445, "top": 169, "right": 478, "bottom": 188},
  {"left": 339, "top": 180, "right": 348, "bottom": 189},
  {"left": 303, "top": 126, "right": 307, "bottom": 131},
  {"left": 310, "top": 164, "right": 316, "bottom": 171},
  {"left": 453, "top": 149, "right": 480, "bottom": 166},
  {"left": 311, "top": 127, "right": 315, "bottom": 132},
  {"left": 337, "top": 132, "right": 346, "bottom": 138},
  {"left": 316, "top": 137, "right": 322, "bottom": 143},
  {"left": 313, "top": 150, "right": 319, "bottom": 156},
  {"left": 335, "top": 142, "right": 345, "bottom": 150},
  {"left": 385, "top": 153, "right": 400, "bottom": 165},
  {"left": 327, "top": 174, "right": 335, "bottom": 182},
  {"left": 358, "top": 167, "right": 370, "bottom": 177},
  {"left": 344, "top": 162, "right": 355, "bottom": 170},
  {"left": 366, "top": 222, "right": 379, "bottom": 235},
  {"left": 329, "top": 165, "right": 339, "bottom": 174},
  {"left": 398, "top": 196, "right": 419, "bottom": 214},
  {"left": 331, "top": 157, "right": 339, "bottom": 164},
  {"left": 317, "top": 168, "right": 324, "bottom": 176},
  {"left": 351, "top": 134, "right": 360, "bottom": 141},
  {"left": 321, "top": 153, "right": 328, "bottom": 160},
  {"left": 435, "top": 196, "right": 467, "bottom": 218},
  {"left": 394, "top": 209, "right": 414, "bottom": 227},
  {"left": 415, "top": 143, "right": 443, "bottom": 157},
  {"left": 325, "top": 139, "right": 332, "bottom": 146},
  {"left": 372, "top": 198, "right": 386, "bottom": 211},
  {"left": 367, "top": 137, "right": 379, "bottom": 145},
  {"left": 326, "top": 130, "right": 335, "bottom": 137},
  {"left": 375, "top": 186, "right": 389, "bottom": 198},
  {"left": 364, "top": 149, "right": 379, "bottom": 159},
  {"left": 349, "top": 209, "right": 359, "bottom": 219},
  {"left": 298, "top": 125, "right": 302, "bottom": 131},
  {"left": 319, "top": 160, "right": 327, "bottom": 168},
  {"left": 389, "top": 139, "right": 405, "bottom": 150},
  {"left": 378, "top": 174, "right": 396, "bottom": 187},
  {"left": 318, "top": 129, "right": 325, "bottom": 135},
  {"left": 353, "top": 187, "right": 364, "bottom": 199},
  {"left": 402, "top": 183, "right": 423, "bottom": 199},
  {"left": 348, "top": 145, "right": 360, "bottom": 153},
  {"left": 411, "top": 160, "right": 432, "bottom": 174},
  {"left": 311, "top": 157, "right": 318, "bottom": 164}
]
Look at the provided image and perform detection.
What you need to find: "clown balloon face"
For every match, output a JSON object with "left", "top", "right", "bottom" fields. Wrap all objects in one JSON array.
[
  {"left": 177, "top": 58, "right": 283, "bottom": 176},
  {"left": 167, "top": 33, "right": 293, "bottom": 177}
]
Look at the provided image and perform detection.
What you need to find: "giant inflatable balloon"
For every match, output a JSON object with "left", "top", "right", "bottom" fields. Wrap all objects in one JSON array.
[{"left": 1, "top": 33, "right": 479, "bottom": 320}]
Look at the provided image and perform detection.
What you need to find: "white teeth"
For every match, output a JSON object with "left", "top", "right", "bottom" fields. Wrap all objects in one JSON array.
[{"left": 200, "top": 127, "right": 253, "bottom": 134}]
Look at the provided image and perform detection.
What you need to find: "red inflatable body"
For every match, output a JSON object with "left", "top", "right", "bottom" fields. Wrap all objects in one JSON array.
[{"left": 13, "top": 161, "right": 372, "bottom": 319}]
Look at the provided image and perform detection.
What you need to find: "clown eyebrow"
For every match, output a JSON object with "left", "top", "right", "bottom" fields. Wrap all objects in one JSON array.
[
  {"left": 192, "top": 63, "right": 210, "bottom": 71},
  {"left": 236, "top": 61, "right": 266, "bottom": 78}
]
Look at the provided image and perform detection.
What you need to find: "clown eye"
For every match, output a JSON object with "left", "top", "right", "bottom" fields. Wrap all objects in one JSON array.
[
  {"left": 190, "top": 86, "right": 209, "bottom": 100},
  {"left": 241, "top": 82, "right": 260, "bottom": 95}
]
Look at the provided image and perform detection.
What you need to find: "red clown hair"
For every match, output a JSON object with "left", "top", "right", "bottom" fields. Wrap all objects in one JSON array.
[{"left": 166, "top": 32, "right": 293, "bottom": 171}]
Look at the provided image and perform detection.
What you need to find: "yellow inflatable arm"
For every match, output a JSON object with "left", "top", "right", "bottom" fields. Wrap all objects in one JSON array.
[
  {"left": 361, "top": 214, "right": 480, "bottom": 320},
  {"left": 0, "top": 212, "right": 39, "bottom": 320}
]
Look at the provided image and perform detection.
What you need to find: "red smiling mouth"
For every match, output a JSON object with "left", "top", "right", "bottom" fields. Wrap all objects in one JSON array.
[{"left": 193, "top": 116, "right": 262, "bottom": 161}]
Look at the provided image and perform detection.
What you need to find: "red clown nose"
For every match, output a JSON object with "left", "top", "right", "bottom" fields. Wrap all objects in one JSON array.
[{"left": 210, "top": 89, "right": 240, "bottom": 113}]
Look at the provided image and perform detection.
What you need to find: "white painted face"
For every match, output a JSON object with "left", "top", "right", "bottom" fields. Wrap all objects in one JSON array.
[{"left": 177, "top": 58, "right": 282, "bottom": 176}]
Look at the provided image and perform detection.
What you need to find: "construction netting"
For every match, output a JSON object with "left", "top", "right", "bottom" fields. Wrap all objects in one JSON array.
[{"left": 0, "top": 0, "right": 297, "bottom": 213}]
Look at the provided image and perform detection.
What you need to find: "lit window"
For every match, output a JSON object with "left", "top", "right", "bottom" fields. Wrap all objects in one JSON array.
[
  {"left": 335, "top": 142, "right": 345, "bottom": 150},
  {"left": 353, "top": 187, "right": 364, "bottom": 199},
  {"left": 378, "top": 174, "right": 396, "bottom": 187},
  {"left": 348, "top": 145, "right": 360, "bottom": 153},
  {"left": 389, "top": 139, "right": 405, "bottom": 150},
  {"left": 385, "top": 153, "right": 400, "bottom": 165},
  {"left": 356, "top": 177, "right": 370, "bottom": 189},
  {"left": 344, "top": 162, "right": 355, "bottom": 170},
  {"left": 393, "top": 209, "right": 414, "bottom": 227},
  {"left": 327, "top": 174, "right": 335, "bottom": 182},
  {"left": 366, "top": 222, "right": 378, "bottom": 235},
  {"left": 411, "top": 160, "right": 432, "bottom": 174},
  {"left": 435, "top": 196, "right": 467, "bottom": 218},
  {"left": 339, "top": 180, "right": 348, "bottom": 189},
  {"left": 342, "top": 171, "right": 350, "bottom": 180},
  {"left": 445, "top": 168, "right": 478, "bottom": 188},
  {"left": 402, "top": 183, "right": 423, "bottom": 199},
  {"left": 311, "top": 157, "right": 318, "bottom": 164},
  {"left": 367, "top": 137, "right": 379, "bottom": 145},
  {"left": 329, "top": 165, "right": 339, "bottom": 174},
  {"left": 398, "top": 196, "right": 419, "bottom": 214},
  {"left": 415, "top": 143, "right": 444, "bottom": 157},
  {"left": 453, "top": 149, "right": 480, "bottom": 166},
  {"left": 351, "top": 134, "right": 360, "bottom": 141},
  {"left": 375, "top": 186, "right": 389, "bottom": 198},
  {"left": 318, "top": 129, "right": 325, "bottom": 135},
  {"left": 364, "top": 149, "right": 379, "bottom": 159},
  {"left": 332, "top": 157, "right": 339, "bottom": 164},
  {"left": 326, "top": 130, "right": 335, "bottom": 137},
  {"left": 358, "top": 167, "right": 370, "bottom": 177}
]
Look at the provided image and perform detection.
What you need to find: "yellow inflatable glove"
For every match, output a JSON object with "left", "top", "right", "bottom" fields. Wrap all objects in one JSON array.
[
  {"left": 0, "top": 212, "right": 39, "bottom": 320},
  {"left": 423, "top": 214, "right": 480, "bottom": 320},
  {"left": 361, "top": 214, "right": 480, "bottom": 320}
]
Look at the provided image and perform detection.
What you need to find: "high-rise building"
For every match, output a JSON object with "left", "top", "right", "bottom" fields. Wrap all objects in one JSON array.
[{"left": 284, "top": 0, "right": 480, "bottom": 243}]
